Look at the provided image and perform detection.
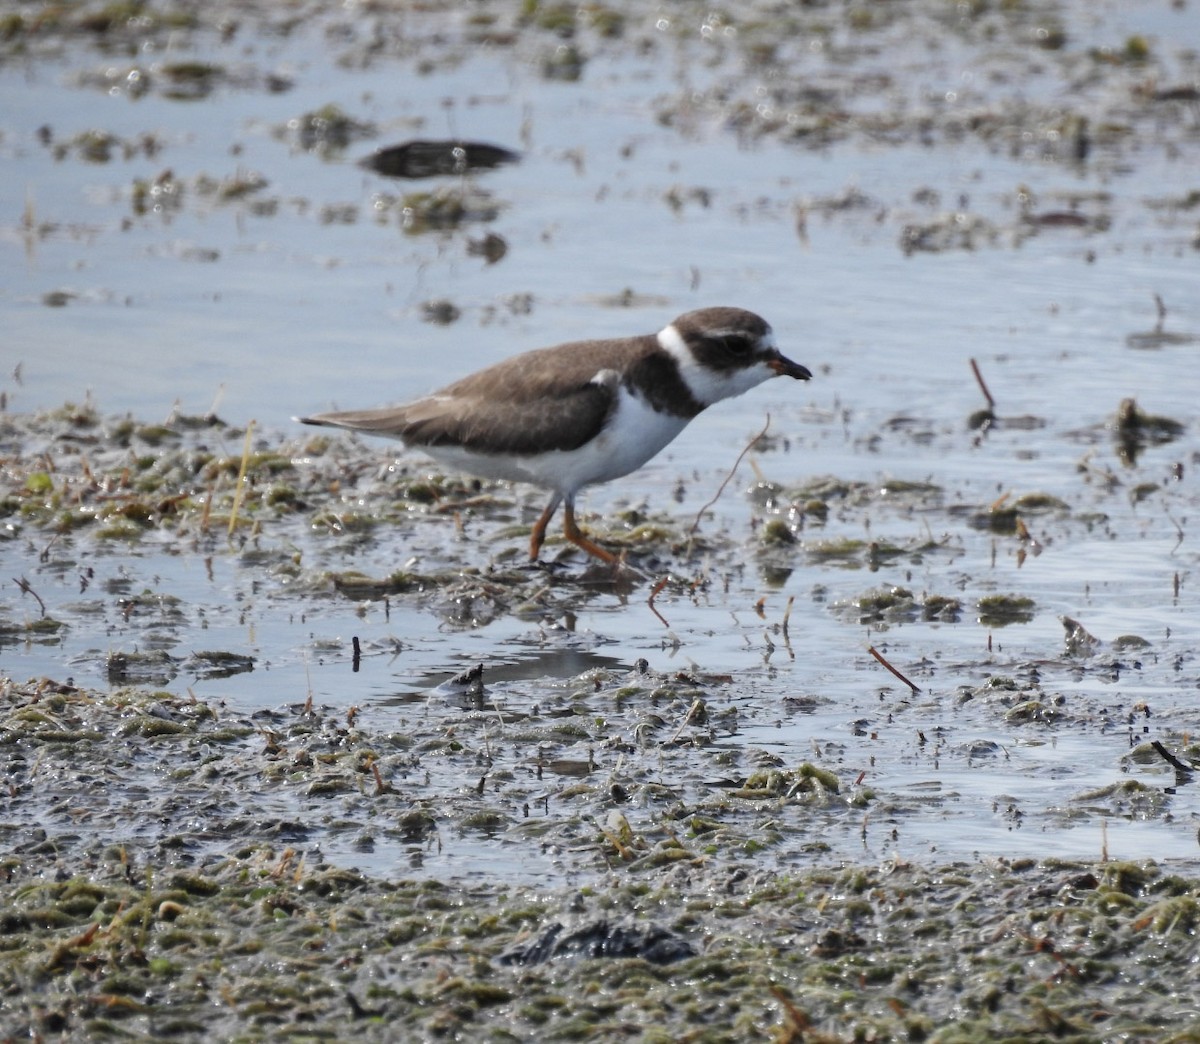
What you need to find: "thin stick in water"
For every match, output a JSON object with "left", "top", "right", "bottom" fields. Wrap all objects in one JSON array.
[
  {"left": 647, "top": 574, "right": 670, "bottom": 628},
  {"left": 868, "top": 645, "right": 921, "bottom": 693},
  {"left": 969, "top": 358, "right": 996, "bottom": 411},
  {"left": 689, "top": 413, "right": 771, "bottom": 541},
  {"left": 227, "top": 420, "right": 256, "bottom": 538}
]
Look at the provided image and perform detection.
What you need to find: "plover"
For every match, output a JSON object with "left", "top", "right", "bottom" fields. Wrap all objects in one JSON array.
[{"left": 299, "top": 306, "right": 811, "bottom": 563}]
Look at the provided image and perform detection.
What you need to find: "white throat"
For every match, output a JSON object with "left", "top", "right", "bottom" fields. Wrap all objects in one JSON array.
[{"left": 656, "top": 323, "right": 780, "bottom": 406}]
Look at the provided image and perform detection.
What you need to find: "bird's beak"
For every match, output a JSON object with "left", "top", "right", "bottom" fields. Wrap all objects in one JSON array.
[{"left": 769, "top": 353, "right": 812, "bottom": 380}]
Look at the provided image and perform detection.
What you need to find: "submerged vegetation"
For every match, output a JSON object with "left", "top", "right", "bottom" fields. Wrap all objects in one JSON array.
[
  {"left": 3, "top": 0, "right": 1200, "bottom": 1037},
  {"left": 1, "top": 673, "right": 1199, "bottom": 1039}
]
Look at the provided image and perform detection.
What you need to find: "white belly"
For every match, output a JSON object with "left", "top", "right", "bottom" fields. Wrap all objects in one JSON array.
[{"left": 419, "top": 388, "right": 692, "bottom": 494}]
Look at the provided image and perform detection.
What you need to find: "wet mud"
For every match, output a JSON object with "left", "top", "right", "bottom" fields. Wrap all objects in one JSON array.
[
  {"left": 3, "top": 0, "right": 1200, "bottom": 1038},
  {"left": 2, "top": 388, "right": 1198, "bottom": 1036}
]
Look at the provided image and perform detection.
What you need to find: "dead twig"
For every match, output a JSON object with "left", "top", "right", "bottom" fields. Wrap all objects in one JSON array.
[
  {"left": 227, "top": 420, "right": 256, "bottom": 538},
  {"left": 868, "top": 645, "right": 921, "bottom": 693},
  {"left": 668, "top": 698, "right": 706, "bottom": 745},
  {"left": 38, "top": 534, "right": 60, "bottom": 564},
  {"left": 371, "top": 760, "right": 393, "bottom": 795},
  {"left": 1150, "top": 740, "right": 1194, "bottom": 777},
  {"left": 970, "top": 358, "right": 995, "bottom": 411},
  {"left": 768, "top": 985, "right": 812, "bottom": 1043},
  {"left": 689, "top": 413, "right": 771, "bottom": 542},
  {"left": 647, "top": 574, "right": 670, "bottom": 628},
  {"left": 12, "top": 576, "right": 46, "bottom": 618}
]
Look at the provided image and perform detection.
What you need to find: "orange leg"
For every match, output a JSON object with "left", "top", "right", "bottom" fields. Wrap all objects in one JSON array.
[
  {"left": 529, "top": 494, "right": 562, "bottom": 561},
  {"left": 562, "top": 499, "right": 619, "bottom": 565}
]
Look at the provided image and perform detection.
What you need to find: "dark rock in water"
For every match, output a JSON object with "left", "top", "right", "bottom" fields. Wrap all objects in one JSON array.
[
  {"left": 106, "top": 649, "right": 178, "bottom": 685},
  {"left": 498, "top": 919, "right": 696, "bottom": 966},
  {"left": 360, "top": 139, "right": 519, "bottom": 179},
  {"left": 446, "top": 662, "right": 484, "bottom": 692},
  {"left": 185, "top": 650, "right": 255, "bottom": 679}
]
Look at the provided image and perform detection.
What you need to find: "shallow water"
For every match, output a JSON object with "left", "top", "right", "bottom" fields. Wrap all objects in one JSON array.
[{"left": 2, "top": 0, "right": 1199, "bottom": 882}]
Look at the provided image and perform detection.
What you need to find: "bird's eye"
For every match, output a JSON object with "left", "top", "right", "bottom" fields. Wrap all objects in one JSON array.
[{"left": 716, "top": 335, "right": 751, "bottom": 355}]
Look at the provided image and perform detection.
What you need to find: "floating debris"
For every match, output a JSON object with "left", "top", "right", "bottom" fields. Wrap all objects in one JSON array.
[
  {"left": 421, "top": 299, "right": 461, "bottom": 325},
  {"left": 184, "top": 650, "right": 256, "bottom": 679},
  {"left": 466, "top": 231, "right": 509, "bottom": 264},
  {"left": 1061, "top": 615, "right": 1101, "bottom": 657},
  {"left": 1125, "top": 294, "right": 1198, "bottom": 350},
  {"left": 285, "top": 103, "right": 376, "bottom": 154},
  {"left": 158, "top": 60, "right": 225, "bottom": 100},
  {"left": 381, "top": 185, "right": 503, "bottom": 233},
  {"left": 360, "top": 140, "right": 519, "bottom": 179},
  {"left": 1112, "top": 397, "right": 1185, "bottom": 466},
  {"left": 977, "top": 594, "right": 1036, "bottom": 626}
]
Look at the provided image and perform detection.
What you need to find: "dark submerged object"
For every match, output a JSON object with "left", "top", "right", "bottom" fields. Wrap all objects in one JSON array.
[
  {"left": 360, "top": 139, "right": 520, "bottom": 179},
  {"left": 498, "top": 919, "right": 697, "bottom": 966}
]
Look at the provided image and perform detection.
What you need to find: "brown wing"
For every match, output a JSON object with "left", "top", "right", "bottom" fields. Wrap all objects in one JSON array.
[
  {"left": 300, "top": 336, "right": 658, "bottom": 455},
  {"left": 400, "top": 373, "right": 617, "bottom": 455}
]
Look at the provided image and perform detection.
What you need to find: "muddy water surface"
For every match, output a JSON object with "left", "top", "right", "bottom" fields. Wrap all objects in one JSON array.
[
  {"left": 3, "top": 0, "right": 1199, "bottom": 872},
  {"left": 1, "top": 2, "right": 1200, "bottom": 1037}
]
